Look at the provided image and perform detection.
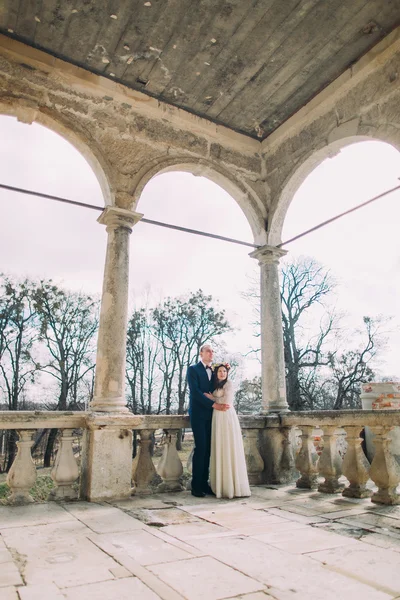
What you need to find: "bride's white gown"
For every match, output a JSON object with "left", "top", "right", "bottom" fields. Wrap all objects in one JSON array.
[{"left": 210, "top": 380, "right": 251, "bottom": 499}]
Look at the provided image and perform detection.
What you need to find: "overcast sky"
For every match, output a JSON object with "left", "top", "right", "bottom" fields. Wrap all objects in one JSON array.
[{"left": 1, "top": 116, "right": 399, "bottom": 379}]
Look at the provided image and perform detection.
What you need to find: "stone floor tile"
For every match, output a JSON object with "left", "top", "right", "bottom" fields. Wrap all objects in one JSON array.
[
  {"left": 0, "top": 503, "right": 73, "bottom": 530},
  {"left": 317, "top": 507, "right": 372, "bottom": 519},
  {"left": 112, "top": 496, "right": 169, "bottom": 510},
  {"left": 162, "top": 521, "right": 234, "bottom": 541},
  {"left": 0, "top": 562, "right": 23, "bottom": 587},
  {"left": 17, "top": 583, "right": 65, "bottom": 599},
  {"left": 97, "top": 528, "right": 194, "bottom": 565},
  {"left": 264, "top": 507, "right": 327, "bottom": 524},
  {"left": 309, "top": 543, "right": 400, "bottom": 595},
  {"left": 88, "top": 534, "right": 186, "bottom": 600},
  {"left": 336, "top": 513, "right": 400, "bottom": 532},
  {"left": 148, "top": 556, "right": 265, "bottom": 600},
  {"left": 109, "top": 565, "right": 132, "bottom": 578},
  {"left": 1, "top": 520, "right": 119, "bottom": 588},
  {"left": 0, "top": 586, "right": 19, "bottom": 599},
  {"left": 190, "top": 534, "right": 391, "bottom": 600},
  {"left": 62, "top": 577, "right": 162, "bottom": 600},
  {"left": 253, "top": 520, "right": 314, "bottom": 537},
  {"left": 256, "top": 525, "right": 358, "bottom": 554},
  {"left": 364, "top": 505, "right": 400, "bottom": 519},
  {"left": 232, "top": 594, "right": 275, "bottom": 600},
  {"left": 0, "top": 547, "right": 13, "bottom": 563},
  {"left": 128, "top": 507, "right": 201, "bottom": 526},
  {"left": 360, "top": 532, "right": 400, "bottom": 552},
  {"left": 62, "top": 502, "right": 144, "bottom": 533}
]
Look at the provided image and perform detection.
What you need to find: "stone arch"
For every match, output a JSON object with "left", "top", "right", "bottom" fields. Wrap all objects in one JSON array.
[
  {"left": 267, "top": 130, "right": 400, "bottom": 246},
  {"left": 0, "top": 97, "right": 114, "bottom": 206},
  {"left": 132, "top": 156, "right": 268, "bottom": 246}
]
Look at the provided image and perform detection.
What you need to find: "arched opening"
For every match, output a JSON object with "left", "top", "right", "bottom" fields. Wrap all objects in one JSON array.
[
  {"left": 133, "top": 169, "right": 255, "bottom": 326},
  {"left": 278, "top": 139, "right": 400, "bottom": 397},
  {"left": 0, "top": 115, "right": 107, "bottom": 290},
  {"left": 134, "top": 159, "right": 267, "bottom": 247}
]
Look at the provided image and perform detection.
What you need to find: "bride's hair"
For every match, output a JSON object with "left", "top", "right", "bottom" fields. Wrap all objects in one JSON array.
[{"left": 213, "top": 364, "right": 229, "bottom": 389}]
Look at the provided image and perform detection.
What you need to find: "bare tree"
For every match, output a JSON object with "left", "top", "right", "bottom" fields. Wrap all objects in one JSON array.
[
  {"left": 328, "top": 316, "right": 384, "bottom": 410},
  {"left": 0, "top": 276, "right": 39, "bottom": 470},
  {"left": 33, "top": 281, "right": 99, "bottom": 466},
  {"left": 234, "top": 376, "right": 262, "bottom": 414},
  {"left": 126, "top": 308, "right": 161, "bottom": 415},
  {"left": 281, "top": 258, "right": 339, "bottom": 410}
]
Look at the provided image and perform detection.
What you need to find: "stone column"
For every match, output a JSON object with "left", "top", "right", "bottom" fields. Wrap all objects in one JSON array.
[
  {"left": 250, "top": 245, "right": 288, "bottom": 413},
  {"left": 91, "top": 206, "right": 143, "bottom": 412},
  {"left": 81, "top": 206, "right": 142, "bottom": 501}
]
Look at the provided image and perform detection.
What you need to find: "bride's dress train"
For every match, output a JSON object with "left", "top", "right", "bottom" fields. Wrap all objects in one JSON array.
[{"left": 209, "top": 380, "right": 251, "bottom": 499}]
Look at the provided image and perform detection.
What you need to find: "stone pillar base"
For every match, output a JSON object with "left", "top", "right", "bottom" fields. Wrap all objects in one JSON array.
[{"left": 80, "top": 423, "right": 134, "bottom": 502}]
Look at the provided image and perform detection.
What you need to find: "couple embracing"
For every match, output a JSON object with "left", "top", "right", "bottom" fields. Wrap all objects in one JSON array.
[{"left": 187, "top": 344, "right": 251, "bottom": 499}]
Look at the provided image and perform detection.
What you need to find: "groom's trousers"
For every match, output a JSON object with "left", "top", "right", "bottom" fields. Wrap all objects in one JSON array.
[{"left": 191, "top": 417, "right": 212, "bottom": 493}]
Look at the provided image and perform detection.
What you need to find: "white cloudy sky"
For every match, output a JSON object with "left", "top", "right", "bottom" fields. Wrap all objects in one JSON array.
[{"left": 1, "top": 115, "right": 399, "bottom": 379}]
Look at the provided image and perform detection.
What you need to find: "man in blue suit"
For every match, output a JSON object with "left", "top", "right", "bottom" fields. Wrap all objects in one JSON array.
[{"left": 187, "top": 344, "right": 229, "bottom": 497}]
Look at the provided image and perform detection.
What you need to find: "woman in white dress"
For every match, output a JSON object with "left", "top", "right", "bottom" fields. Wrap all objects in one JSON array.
[{"left": 205, "top": 364, "right": 251, "bottom": 499}]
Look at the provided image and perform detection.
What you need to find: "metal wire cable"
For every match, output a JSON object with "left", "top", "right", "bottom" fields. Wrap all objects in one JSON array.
[
  {"left": 0, "top": 183, "right": 259, "bottom": 249},
  {"left": 278, "top": 183, "right": 400, "bottom": 248},
  {"left": 1, "top": 181, "right": 399, "bottom": 250}
]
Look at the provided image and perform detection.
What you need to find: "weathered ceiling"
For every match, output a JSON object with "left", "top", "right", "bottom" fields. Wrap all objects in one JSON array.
[{"left": 1, "top": 1, "right": 399, "bottom": 140}]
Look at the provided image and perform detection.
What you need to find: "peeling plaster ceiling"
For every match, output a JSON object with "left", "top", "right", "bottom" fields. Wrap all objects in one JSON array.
[{"left": 1, "top": 0, "right": 399, "bottom": 140}]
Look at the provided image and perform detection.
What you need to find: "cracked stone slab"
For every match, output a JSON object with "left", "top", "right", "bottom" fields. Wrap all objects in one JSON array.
[
  {"left": 131, "top": 507, "right": 202, "bottom": 527},
  {"left": 62, "top": 577, "right": 162, "bottom": 600},
  {"left": 0, "top": 562, "right": 23, "bottom": 587},
  {"left": 18, "top": 583, "right": 65, "bottom": 599},
  {"left": 95, "top": 528, "right": 194, "bottom": 565},
  {"left": 309, "top": 543, "right": 400, "bottom": 595},
  {"left": 254, "top": 525, "right": 358, "bottom": 554},
  {"left": 0, "top": 503, "right": 74, "bottom": 530},
  {"left": 0, "top": 587, "right": 19, "bottom": 599},
  {"left": 263, "top": 508, "right": 328, "bottom": 525},
  {"left": 148, "top": 556, "right": 265, "bottom": 599},
  {"left": 360, "top": 532, "right": 400, "bottom": 552},
  {"left": 162, "top": 521, "right": 234, "bottom": 541},
  {"left": 189, "top": 534, "right": 392, "bottom": 600},
  {"left": 1, "top": 520, "right": 119, "bottom": 588},
  {"left": 62, "top": 502, "right": 144, "bottom": 533}
]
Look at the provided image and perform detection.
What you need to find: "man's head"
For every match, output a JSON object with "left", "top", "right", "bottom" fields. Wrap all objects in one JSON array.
[{"left": 200, "top": 344, "right": 214, "bottom": 365}]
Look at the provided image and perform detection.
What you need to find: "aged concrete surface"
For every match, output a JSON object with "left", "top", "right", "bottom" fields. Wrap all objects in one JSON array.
[
  {"left": 2, "top": 2, "right": 399, "bottom": 140},
  {"left": 2, "top": 486, "right": 400, "bottom": 599}
]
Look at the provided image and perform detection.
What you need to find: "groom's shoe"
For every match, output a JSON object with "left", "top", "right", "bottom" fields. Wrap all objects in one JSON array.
[
  {"left": 204, "top": 485, "right": 216, "bottom": 496},
  {"left": 191, "top": 490, "right": 206, "bottom": 498}
]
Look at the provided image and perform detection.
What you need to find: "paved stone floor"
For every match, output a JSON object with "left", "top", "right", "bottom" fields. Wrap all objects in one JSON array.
[{"left": 2, "top": 485, "right": 400, "bottom": 599}]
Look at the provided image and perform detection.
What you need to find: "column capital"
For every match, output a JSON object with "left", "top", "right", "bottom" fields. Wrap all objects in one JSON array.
[
  {"left": 97, "top": 206, "right": 143, "bottom": 232},
  {"left": 249, "top": 244, "right": 287, "bottom": 265}
]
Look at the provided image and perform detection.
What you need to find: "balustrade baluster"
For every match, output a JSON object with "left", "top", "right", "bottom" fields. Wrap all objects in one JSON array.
[
  {"left": 157, "top": 430, "right": 184, "bottom": 492},
  {"left": 295, "top": 425, "right": 319, "bottom": 489},
  {"left": 318, "top": 426, "right": 344, "bottom": 494},
  {"left": 132, "top": 429, "right": 161, "bottom": 494},
  {"left": 50, "top": 429, "right": 79, "bottom": 501},
  {"left": 342, "top": 426, "right": 371, "bottom": 498},
  {"left": 243, "top": 428, "right": 264, "bottom": 484},
  {"left": 6, "top": 430, "right": 37, "bottom": 504},
  {"left": 279, "top": 426, "right": 296, "bottom": 483},
  {"left": 369, "top": 426, "right": 400, "bottom": 505}
]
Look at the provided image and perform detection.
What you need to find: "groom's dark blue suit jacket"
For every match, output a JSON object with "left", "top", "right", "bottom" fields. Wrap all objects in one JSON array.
[{"left": 187, "top": 362, "right": 215, "bottom": 422}]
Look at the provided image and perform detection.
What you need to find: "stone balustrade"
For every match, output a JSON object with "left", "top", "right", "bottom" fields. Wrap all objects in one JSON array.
[
  {"left": 2, "top": 409, "right": 400, "bottom": 505},
  {"left": 0, "top": 412, "right": 265, "bottom": 503},
  {"left": 280, "top": 410, "right": 400, "bottom": 505}
]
